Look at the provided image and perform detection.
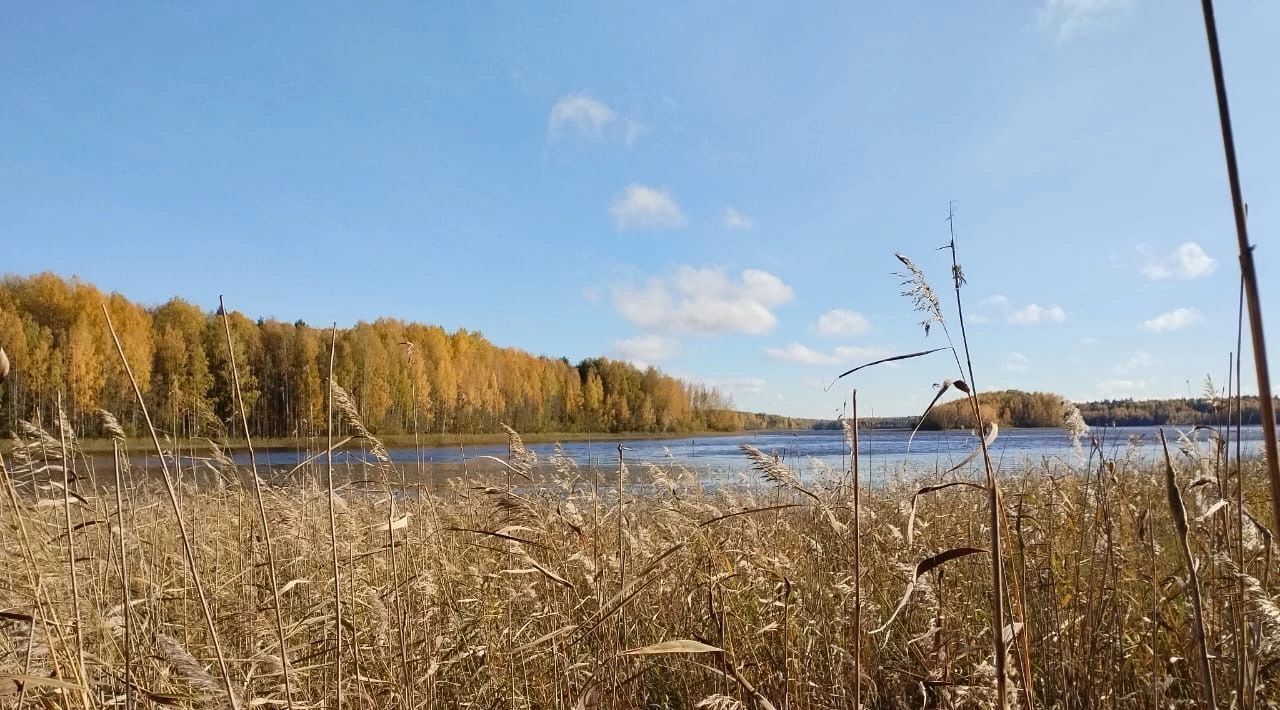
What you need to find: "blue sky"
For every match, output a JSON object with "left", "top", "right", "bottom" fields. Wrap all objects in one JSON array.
[{"left": 4, "top": 1, "right": 1279, "bottom": 418}]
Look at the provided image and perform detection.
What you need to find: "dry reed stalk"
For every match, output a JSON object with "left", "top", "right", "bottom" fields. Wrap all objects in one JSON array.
[
  {"left": 153, "top": 630, "right": 228, "bottom": 703},
  {"left": 893, "top": 242, "right": 1013, "bottom": 708},
  {"left": 1, "top": 452, "right": 67, "bottom": 705},
  {"left": 616, "top": 443, "right": 628, "bottom": 710},
  {"left": 849, "top": 392, "right": 862, "bottom": 710},
  {"left": 1198, "top": 0, "right": 1280, "bottom": 552},
  {"left": 1161, "top": 429, "right": 1218, "bottom": 708},
  {"left": 904, "top": 227, "right": 1012, "bottom": 709},
  {"left": 383, "top": 476, "right": 412, "bottom": 707},
  {"left": 219, "top": 296, "right": 294, "bottom": 710},
  {"left": 100, "top": 303, "right": 242, "bottom": 710},
  {"left": 325, "top": 323, "right": 345, "bottom": 710},
  {"left": 1234, "top": 276, "right": 1257, "bottom": 705},
  {"left": 1227, "top": 351, "right": 1247, "bottom": 707},
  {"left": 55, "top": 396, "right": 92, "bottom": 709},
  {"left": 112, "top": 439, "right": 133, "bottom": 710}
]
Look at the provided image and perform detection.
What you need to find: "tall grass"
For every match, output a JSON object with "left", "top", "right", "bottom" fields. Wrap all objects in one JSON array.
[{"left": 2, "top": 410, "right": 1279, "bottom": 708}]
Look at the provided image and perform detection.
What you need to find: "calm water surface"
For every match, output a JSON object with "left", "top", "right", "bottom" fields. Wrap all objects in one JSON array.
[{"left": 220, "top": 424, "right": 1269, "bottom": 481}]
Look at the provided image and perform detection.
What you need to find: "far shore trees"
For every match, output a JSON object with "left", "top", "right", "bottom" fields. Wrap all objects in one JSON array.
[{"left": 0, "top": 273, "right": 810, "bottom": 439}]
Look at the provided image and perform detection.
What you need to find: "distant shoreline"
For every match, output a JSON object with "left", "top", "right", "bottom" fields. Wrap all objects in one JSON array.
[
  {"left": 2, "top": 428, "right": 759, "bottom": 456},
  {"left": 6, "top": 421, "right": 1265, "bottom": 456}
]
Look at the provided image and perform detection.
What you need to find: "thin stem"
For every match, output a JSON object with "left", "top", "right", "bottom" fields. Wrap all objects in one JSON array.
[
  {"left": 1199, "top": 0, "right": 1280, "bottom": 540},
  {"left": 325, "top": 323, "right": 345, "bottom": 710},
  {"left": 100, "top": 304, "right": 241, "bottom": 710},
  {"left": 57, "top": 395, "right": 91, "bottom": 709},
  {"left": 851, "top": 391, "right": 862, "bottom": 710},
  {"left": 113, "top": 440, "right": 133, "bottom": 710},
  {"left": 220, "top": 296, "right": 294, "bottom": 710},
  {"left": 943, "top": 209, "right": 1012, "bottom": 710}
]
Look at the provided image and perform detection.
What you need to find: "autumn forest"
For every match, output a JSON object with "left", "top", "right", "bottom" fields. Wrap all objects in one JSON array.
[{"left": 0, "top": 273, "right": 798, "bottom": 441}]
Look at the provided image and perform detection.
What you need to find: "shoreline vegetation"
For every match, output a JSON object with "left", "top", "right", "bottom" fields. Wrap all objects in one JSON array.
[
  {"left": 2, "top": 415, "right": 1275, "bottom": 707},
  {"left": 0, "top": 427, "right": 758, "bottom": 456},
  {"left": 9, "top": 408, "right": 1275, "bottom": 457}
]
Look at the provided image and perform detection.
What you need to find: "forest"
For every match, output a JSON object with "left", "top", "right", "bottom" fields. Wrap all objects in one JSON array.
[
  {"left": 918, "top": 389, "right": 1068, "bottom": 430},
  {"left": 919, "top": 388, "right": 1279, "bottom": 429},
  {"left": 1077, "top": 395, "right": 1276, "bottom": 426},
  {"left": 0, "top": 273, "right": 803, "bottom": 440}
]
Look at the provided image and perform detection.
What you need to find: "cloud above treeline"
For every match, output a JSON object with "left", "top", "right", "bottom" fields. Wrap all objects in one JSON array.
[{"left": 612, "top": 265, "right": 793, "bottom": 335}]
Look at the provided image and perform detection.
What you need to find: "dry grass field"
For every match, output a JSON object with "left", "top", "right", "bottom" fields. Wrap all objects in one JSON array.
[{"left": 2, "top": 411, "right": 1278, "bottom": 709}]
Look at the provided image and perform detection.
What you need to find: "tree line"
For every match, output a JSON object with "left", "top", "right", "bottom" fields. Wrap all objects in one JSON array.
[
  {"left": 1077, "top": 396, "right": 1278, "bottom": 427},
  {"left": 919, "top": 389, "right": 1067, "bottom": 430},
  {"left": 918, "top": 389, "right": 1280, "bottom": 430},
  {"left": 0, "top": 273, "right": 805, "bottom": 440}
]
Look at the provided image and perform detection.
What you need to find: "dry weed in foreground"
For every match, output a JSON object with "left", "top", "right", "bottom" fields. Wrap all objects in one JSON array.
[{"left": 2, "top": 419, "right": 1279, "bottom": 709}]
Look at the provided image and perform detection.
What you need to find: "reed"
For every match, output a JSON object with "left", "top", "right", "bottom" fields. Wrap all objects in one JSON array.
[{"left": 2, "top": 419, "right": 1274, "bottom": 708}]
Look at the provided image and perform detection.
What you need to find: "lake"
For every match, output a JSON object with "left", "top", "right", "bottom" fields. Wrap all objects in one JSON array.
[{"left": 214, "top": 423, "right": 1268, "bottom": 482}]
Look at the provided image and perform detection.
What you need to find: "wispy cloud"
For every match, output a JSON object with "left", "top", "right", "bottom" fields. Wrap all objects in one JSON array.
[
  {"left": 1008, "top": 304, "right": 1067, "bottom": 325},
  {"left": 703, "top": 376, "right": 767, "bottom": 396},
  {"left": 764, "top": 344, "right": 838, "bottom": 365},
  {"left": 610, "top": 184, "right": 686, "bottom": 230},
  {"left": 1004, "top": 352, "right": 1031, "bottom": 373},
  {"left": 832, "top": 345, "right": 890, "bottom": 362},
  {"left": 816, "top": 308, "right": 871, "bottom": 337},
  {"left": 624, "top": 119, "right": 648, "bottom": 147},
  {"left": 1140, "top": 241, "right": 1216, "bottom": 280},
  {"left": 722, "top": 207, "right": 756, "bottom": 231},
  {"left": 1037, "top": 0, "right": 1135, "bottom": 41},
  {"left": 549, "top": 93, "right": 648, "bottom": 147},
  {"left": 1114, "top": 350, "right": 1153, "bottom": 373},
  {"left": 1140, "top": 307, "right": 1203, "bottom": 332},
  {"left": 612, "top": 266, "right": 793, "bottom": 335},
  {"left": 548, "top": 93, "right": 616, "bottom": 139},
  {"left": 611, "top": 334, "right": 681, "bottom": 368},
  {"left": 972, "top": 294, "right": 1067, "bottom": 325},
  {"left": 764, "top": 342, "right": 888, "bottom": 366},
  {"left": 1097, "top": 378, "right": 1149, "bottom": 393}
]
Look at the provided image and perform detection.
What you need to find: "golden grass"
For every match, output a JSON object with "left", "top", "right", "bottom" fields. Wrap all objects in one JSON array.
[{"left": 2, "top": 421, "right": 1277, "bottom": 709}]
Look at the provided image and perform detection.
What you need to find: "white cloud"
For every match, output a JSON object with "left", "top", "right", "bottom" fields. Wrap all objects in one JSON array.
[
  {"left": 613, "top": 266, "right": 793, "bottom": 335},
  {"left": 1008, "top": 304, "right": 1067, "bottom": 325},
  {"left": 832, "top": 344, "right": 890, "bottom": 362},
  {"left": 1114, "top": 350, "right": 1153, "bottom": 373},
  {"left": 722, "top": 207, "right": 756, "bottom": 231},
  {"left": 611, "top": 334, "right": 681, "bottom": 367},
  {"left": 706, "top": 376, "right": 767, "bottom": 396},
  {"left": 1005, "top": 352, "right": 1031, "bottom": 373},
  {"left": 548, "top": 93, "right": 616, "bottom": 139},
  {"left": 764, "top": 343, "right": 889, "bottom": 366},
  {"left": 610, "top": 184, "right": 686, "bottom": 230},
  {"left": 766, "top": 344, "right": 836, "bottom": 365},
  {"left": 1140, "top": 242, "right": 1217, "bottom": 280},
  {"left": 1098, "top": 378, "right": 1149, "bottom": 393},
  {"left": 816, "top": 308, "right": 871, "bottom": 337},
  {"left": 972, "top": 294, "right": 1066, "bottom": 325},
  {"left": 1037, "top": 0, "right": 1135, "bottom": 41},
  {"left": 1140, "top": 308, "right": 1203, "bottom": 332}
]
